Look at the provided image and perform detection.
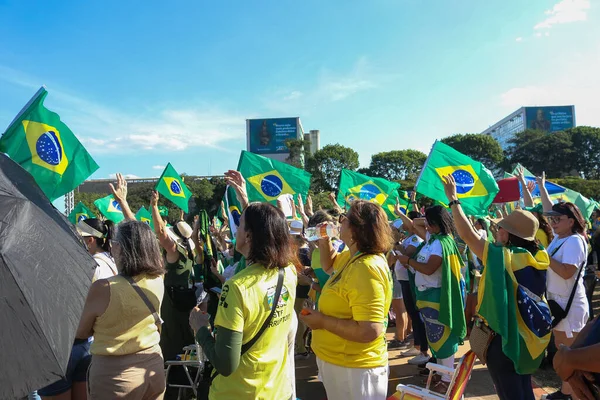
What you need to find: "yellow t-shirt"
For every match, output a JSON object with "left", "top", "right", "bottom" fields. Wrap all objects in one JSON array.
[
  {"left": 312, "top": 251, "right": 392, "bottom": 368},
  {"left": 211, "top": 263, "right": 297, "bottom": 400},
  {"left": 536, "top": 228, "right": 549, "bottom": 248}
]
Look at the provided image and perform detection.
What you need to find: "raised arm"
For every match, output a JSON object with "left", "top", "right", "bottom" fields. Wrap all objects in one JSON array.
[
  {"left": 224, "top": 170, "right": 249, "bottom": 210},
  {"left": 516, "top": 166, "right": 535, "bottom": 208},
  {"left": 296, "top": 194, "right": 310, "bottom": 227},
  {"left": 306, "top": 195, "right": 314, "bottom": 217},
  {"left": 537, "top": 172, "right": 553, "bottom": 213},
  {"left": 393, "top": 198, "right": 426, "bottom": 240},
  {"left": 191, "top": 215, "right": 205, "bottom": 265},
  {"left": 442, "top": 174, "right": 486, "bottom": 260},
  {"left": 410, "top": 191, "right": 419, "bottom": 212},
  {"left": 150, "top": 190, "right": 178, "bottom": 261},
  {"left": 329, "top": 192, "right": 343, "bottom": 214},
  {"left": 318, "top": 236, "right": 337, "bottom": 275},
  {"left": 109, "top": 173, "right": 136, "bottom": 221}
]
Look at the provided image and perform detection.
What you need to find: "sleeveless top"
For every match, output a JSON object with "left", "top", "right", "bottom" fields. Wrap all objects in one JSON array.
[
  {"left": 91, "top": 274, "right": 164, "bottom": 356},
  {"left": 165, "top": 245, "right": 193, "bottom": 288}
]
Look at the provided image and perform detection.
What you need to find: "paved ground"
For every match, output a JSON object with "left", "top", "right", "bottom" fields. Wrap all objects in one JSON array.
[{"left": 295, "top": 286, "right": 600, "bottom": 399}]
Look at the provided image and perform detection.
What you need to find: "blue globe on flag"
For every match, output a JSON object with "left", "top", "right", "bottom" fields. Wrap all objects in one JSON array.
[
  {"left": 357, "top": 184, "right": 381, "bottom": 200},
  {"left": 170, "top": 180, "right": 182, "bottom": 195},
  {"left": 261, "top": 175, "right": 283, "bottom": 197},
  {"left": 111, "top": 200, "right": 122, "bottom": 211},
  {"left": 452, "top": 169, "right": 475, "bottom": 195},
  {"left": 36, "top": 131, "right": 63, "bottom": 166}
]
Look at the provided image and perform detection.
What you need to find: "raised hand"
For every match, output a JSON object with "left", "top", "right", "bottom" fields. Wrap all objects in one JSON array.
[
  {"left": 109, "top": 173, "right": 128, "bottom": 204},
  {"left": 150, "top": 190, "right": 159, "bottom": 207},
  {"left": 441, "top": 174, "right": 458, "bottom": 203},
  {"left": 527, "top": 180, "right": 536, "bottom": 194},
  {"left": 224, "top": 170, "right": 249, "bottom": 209},
  {"left": 394, "top": 197, "right": 402, "bottom": 216},
  {"left": 535, "top": 171, "right": 546, "bottom": 188},
  {"left": 306, "top": 195, "right": 314, "bottom": 216}
]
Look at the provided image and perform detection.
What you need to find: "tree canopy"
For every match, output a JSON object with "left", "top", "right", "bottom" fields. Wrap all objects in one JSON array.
[{"left": 306, "top": 144, "right": 359, "bottom": 192}]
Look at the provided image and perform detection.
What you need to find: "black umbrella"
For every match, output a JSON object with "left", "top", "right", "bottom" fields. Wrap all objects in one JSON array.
[{"left": 0, "top": 154, "right": 96, "bottom": 399}]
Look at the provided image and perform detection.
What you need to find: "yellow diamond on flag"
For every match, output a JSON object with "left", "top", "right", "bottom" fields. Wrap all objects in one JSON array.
[
  {"left": 23, "top": 120, "right": 69, "bottom": 175},
  {"left": 246, "top": 170, "right": 296, "bottom": 202},
  {"left": 163, "top": 177, "right": 187, "bottom": 198},
  {"left": 345, "top": 181, "right": 388, "bottom": 205},
  {"left": 434, "top": 165, "right": 489, "bottom": 198},
  {"left": 107, "top": 199, "right": 122, "bottom": 213},
  {"left": 75, "top": 213, "right": 88, "bottom": 222}
]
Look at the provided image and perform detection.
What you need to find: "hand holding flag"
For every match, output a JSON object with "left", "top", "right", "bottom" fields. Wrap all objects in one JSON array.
[
  {"left": 224, "top": 170, "right": 249, "bottom": 209},
  {"left": 441, "top": 174, "right": 459, "bottom": 204}
]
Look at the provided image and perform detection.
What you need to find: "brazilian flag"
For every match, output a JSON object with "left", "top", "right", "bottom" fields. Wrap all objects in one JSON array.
[
  {"left": 478, "top": 242, "right": 552, "bottom": 374},
  {"left": 158, "top": 205, "right": 169, "bottom": 217},
  {"left": 397, "top": 190, "right": 410, "bottom": 215},
  {"left": 68, "top": 201, "right": 95, "bottom": 224},
  {"left": 223, "top": 185, "right": 241, "bottom": 237},
  {"left": 135, "top": 206, "right": 154, "bottom": 230},
  {"left": 237, "top": 151, "right": 311, "bottom": 204},
  {"left": 0, "top": 87, "right": 99, "bottom": 201},
  {"left": 337, "top": 169, "right": 400, "bottom": 220},
  {"left": 416, "top": 141, "right": 499, "bottom": 216},
  {"left": 155, "top": 163, "right": 192, "bottom": 212},
  {"left": 94, "top": 194, "right": 124, "bottom": 223}
]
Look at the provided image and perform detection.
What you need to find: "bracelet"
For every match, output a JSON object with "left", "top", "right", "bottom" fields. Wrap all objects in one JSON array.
[{"left": 448, "top": 199, "right": 461, "bottom": 207}]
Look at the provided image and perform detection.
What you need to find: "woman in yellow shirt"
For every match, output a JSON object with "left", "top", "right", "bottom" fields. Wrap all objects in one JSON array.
[
  {"left": 76, "top": 216, "right": 166, "bottom": 399},
  {"left": 300, "top": 200, "right": 394, "bottom": 400}
]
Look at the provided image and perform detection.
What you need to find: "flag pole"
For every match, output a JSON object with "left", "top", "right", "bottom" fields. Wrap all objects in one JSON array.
[
  {"left": 3, "top": 86, "right": 46, "bottom": 134},
  {"left": 414, "top": 139, "right": 437, "bottom": 189}
]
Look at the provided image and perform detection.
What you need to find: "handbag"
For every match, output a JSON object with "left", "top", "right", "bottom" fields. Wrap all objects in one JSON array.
[
  {"left": 168, "top": 285, "right": 198, "bottom": 312},
  {"left": 124, "top": 276, "right": 162, "bottom": 334},
  {"left": 547, "top": 237, "right": 586, "bottom": 328},
  {"left": 469, "top": 317, "right": 495, "bottom": 364},
  {"left": 197, "top": 267, "right": 285, "bottom": 400}
]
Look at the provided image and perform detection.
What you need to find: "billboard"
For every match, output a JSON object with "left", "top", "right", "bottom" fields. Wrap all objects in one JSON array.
[
  {"left": 247, "top": 117, "right": 301, "bottom": 154},
  {"left": 525, "top": 106, "right": 575, "bottom": 133}
]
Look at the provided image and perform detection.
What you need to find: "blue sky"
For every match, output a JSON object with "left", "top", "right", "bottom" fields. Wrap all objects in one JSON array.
[{"left": 1, "top": 0, "right": 598, "bottom": 188}]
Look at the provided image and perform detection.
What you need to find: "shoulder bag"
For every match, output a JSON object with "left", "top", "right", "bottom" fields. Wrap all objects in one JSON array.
[
  {"left": 197, "top": 267, "right": 285, "bottom": 400},
  {"left": 124, "top": 275, "right": 162, "bottom": 334}
]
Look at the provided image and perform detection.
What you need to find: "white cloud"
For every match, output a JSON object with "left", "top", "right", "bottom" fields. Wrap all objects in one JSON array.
[
  {"left": 283, "top": 91, "right": 303, "bottom": 101},
  {"left": 516, "top": 37, "right": 523, "bottom": 42},
  {"left": 0, "top": 66, "right": 246, "bottom": 155},
  {"left": 152, "top": 165, "right": 165, "bottom": 170},
  {"left": 535, "top": 32, "right": 543, "bottom": 37},
  {"left": 108, "top": 173, "right": 141, "bottom": 179},
  {"left": 534, "top": 0, "right": 590, "bottom": 30}
]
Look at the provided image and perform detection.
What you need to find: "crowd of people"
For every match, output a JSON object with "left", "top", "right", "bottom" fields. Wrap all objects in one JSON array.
[{"left": 26, "top": 166, "right": 600, "bottom": 400}]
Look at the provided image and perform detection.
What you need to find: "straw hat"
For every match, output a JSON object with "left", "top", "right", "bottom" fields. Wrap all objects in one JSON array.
[{"left": 494, "top": 209, "right": 539, "bottom": 241}]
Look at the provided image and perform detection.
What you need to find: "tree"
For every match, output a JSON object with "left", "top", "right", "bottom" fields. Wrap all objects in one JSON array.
[
  {"left": 441, "top": 133, "right": 504, "bottom": 170},
  {"left": 368, "top": 150, "right": 426, "bottom": 181},
  {"left": 285, "top": 138, "right": 311, "bottom": 169},
  {"left": 306, "top": 144, "right": 359, "bottom": 192},
  {"left": 506, "top": 129, "right": 577, "bottom": 178},
  {"left": 569, "top": 126, "right": 600, "bottom": 179}
]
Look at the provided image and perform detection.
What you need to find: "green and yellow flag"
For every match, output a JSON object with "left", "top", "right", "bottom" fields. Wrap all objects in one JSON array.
[
  {"left": 337, "top": 169, "right": 400, "bottom": 220},
  {"left": 223, "top": 186, "right": 241, "bottom": 237},
  {"left": 94, "top": 194, "right": 124, "bottom": 223},
  {"left": 416, "top": 141, "right": 499, "bottom": 216},
  {"left": 0, "top": 87, "right": 99, "bottom": 201},
  {"left": 68, "top": 201, "right": 95, "bottom": 224},
  {"left": 415, "top": 234, "right": 466, "bottom": 359},
  {"left": 155, "top": 163, "right": 192, "bottom": 212},
  {"left": 158, "top": 205, "right": 169, "bottom": 217},
  {"left": 396, "top": 190, "right": 410, "bottom": 215},
  {"left": 237, "top": 150, "right": 311, "bottom": 203},
  {"left": 478, "top": 242, "right": 552, "bottom": 374},
  {"left": 135, "top": 206, "right": 154, "bottom": 230}
]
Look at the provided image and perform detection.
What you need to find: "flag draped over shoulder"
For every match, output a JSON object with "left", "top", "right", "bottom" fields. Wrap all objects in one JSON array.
[
  {"left": 135, "top": 206, "right": 154, "bottom": 230},
  {"left": 237, "top": 150, "right": 311, "bottom": 203},
  {"left": 155, "top": 163, "right": 192, "bottom": 212},
  {"left": 336, "top": 169, "right": 400, "bottom": 220},
  {"left": 94, "top": 194, "right": 124, "bottom": 223},
  {"left": 0, "top": 87, "right": 99, "bottom": 201},
  {"left": 477, "top": 243, "right": 552, "bottom": 374},
  {"left": 436, "top": 234, "right": 467, "bottom": 341},
  {"left": 416, "top": 141, "right": 498, "bottom": 216},
  {"left": 68, "top": 201, "right": 95, "bottom": 224}
]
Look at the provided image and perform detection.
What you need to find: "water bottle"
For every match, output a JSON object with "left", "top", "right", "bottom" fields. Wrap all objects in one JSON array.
[{"left": 305, "top": 223, "right": 339, "bottom": 242}]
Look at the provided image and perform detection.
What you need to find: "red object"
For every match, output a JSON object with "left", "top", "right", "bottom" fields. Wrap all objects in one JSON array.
[
  {"left": 301, "top": 309, "right": 311, "bottom": 316},
  {"left": 493, "top": 177, "right": 521, "bottom": 203}
]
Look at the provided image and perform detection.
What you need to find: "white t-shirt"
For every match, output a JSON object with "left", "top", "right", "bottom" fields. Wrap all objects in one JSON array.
[
  {"left": 547, "top": 234, "right": 587, "bottom": 298},
  {"left": 394, "top": 234, "right": 424, "bottom": 281},
  {"left": 415, "top": 233, "right": 443, "bottom": 290},
  {"left": 92, "top": 252, "right": 118, "bottom": 282}
]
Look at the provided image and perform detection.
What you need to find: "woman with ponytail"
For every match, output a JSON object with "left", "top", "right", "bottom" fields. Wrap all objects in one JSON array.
[{"left": 76, "top": 218, "right": 118, "bottom": 281}]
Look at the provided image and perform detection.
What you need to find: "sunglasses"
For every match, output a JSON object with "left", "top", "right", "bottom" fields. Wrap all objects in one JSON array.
[{"left": 549, "top": 216, "right": 567, "bottom": 224}]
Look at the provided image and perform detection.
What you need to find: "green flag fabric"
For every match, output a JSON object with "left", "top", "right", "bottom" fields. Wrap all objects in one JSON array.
[
  {"left": 416, "top": 141, "right": 499, "bottom": 216},
  {"left": 478, "top": 242, "right": 552, "bottom": 374},
  {"left": 336, "top": 169, "right": 400, "bottom": 220},
  {"left": 396, "top": 190, "right": 410, "bottom": 215},
  {"left": 158, "top": 205, "right": 169, "bottom": 217},
  {"left": 237, "top": 150, "right": 311, "bottom": 204},
  {"left": 155, "top": 163, "right": 192, "bottom": 212},
  {"left": 223, "top": 186, "right": 241, "bottom": 237},
  {"left": 94, "top": 194, "right": 124, "bottom": 223},
  {"left": 68, "top": 201, "right": 95, "bottom": 224},
  {"left": 0, "top": 88, "right": 99, "bottom": 201},
  {"left": 135, "top": 206, "right": 154, "bottom": 230}
]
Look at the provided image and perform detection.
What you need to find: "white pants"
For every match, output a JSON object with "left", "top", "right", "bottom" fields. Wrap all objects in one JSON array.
[
  {"left": 438, "top": 356, "right": 454, "bottom": 382},
  {"left": 316, "top": 357, "right": 388, "bottom": 400}
]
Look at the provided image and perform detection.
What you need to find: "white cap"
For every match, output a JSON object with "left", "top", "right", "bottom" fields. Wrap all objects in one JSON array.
[{"left": 289, "top": 220, "right": 304, "bottom": 236}]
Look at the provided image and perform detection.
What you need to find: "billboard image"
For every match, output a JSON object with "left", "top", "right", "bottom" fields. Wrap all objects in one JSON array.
[
  {"left": 525, "top": 106, "right": 575, "bottom": 133},
  {"left": 247, "top": 117, "right": 300, "bottom": 154}
]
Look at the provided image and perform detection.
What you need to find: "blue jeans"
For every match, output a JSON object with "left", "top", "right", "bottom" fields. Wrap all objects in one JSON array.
[
  {"left": 486, "top": 335, "right": 534, "bottom": 400},
  {"left": 38, "top": 339, "right": 92, "bottom": 396}
]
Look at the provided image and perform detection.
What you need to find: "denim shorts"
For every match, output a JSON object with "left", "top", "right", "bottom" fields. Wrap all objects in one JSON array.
[{"left": 38, "top": 339, "right": 92, "bottom": 396}]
